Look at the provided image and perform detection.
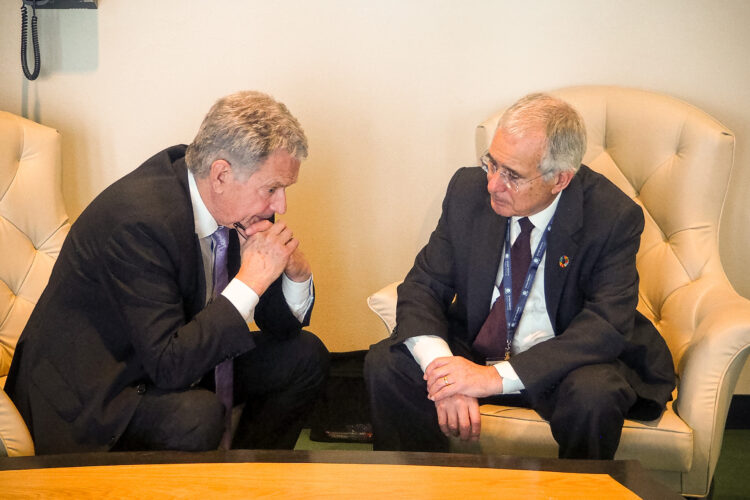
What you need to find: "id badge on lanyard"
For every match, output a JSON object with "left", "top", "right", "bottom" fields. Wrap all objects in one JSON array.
[{"left": 488, "top": 216, "right": 554, "bottom": 362}]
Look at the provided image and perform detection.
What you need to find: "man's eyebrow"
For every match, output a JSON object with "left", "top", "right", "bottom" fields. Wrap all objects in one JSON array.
[
  {"left": 488, "top": 153, "right": 519, "bottom": 177},
  {"left": 264, "top": 176, "right": 297, "bottom": 188},
  {"left": 502, "top": 165, "right": 521, "bottom": 177},
  {"left": 499, "top": 162, "right": 521, "bottom": 178}
]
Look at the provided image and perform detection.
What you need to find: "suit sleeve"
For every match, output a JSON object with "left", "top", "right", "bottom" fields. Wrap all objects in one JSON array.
[
  {"left": 395, "top": 170, "right": 465, "bottom": 344},
  {"left": 510, "top": 202, "right": 644, "bottom": 399},
  {"left": 101, "top": 222, "right": 255, "bottom": 390},
  {"left": 254, "top": 275, "right": 313, "bottom": 339}
]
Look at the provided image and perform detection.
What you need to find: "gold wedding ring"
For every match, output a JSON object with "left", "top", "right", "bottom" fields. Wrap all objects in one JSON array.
[{"left": 443, "top": 376, "right": 450, "bottom": 386}]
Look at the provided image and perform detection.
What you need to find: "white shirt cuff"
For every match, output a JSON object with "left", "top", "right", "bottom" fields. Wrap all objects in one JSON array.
[
  {"left": 223, "top": 274, "right": 314, "bottom": 325},
  {"left": 282, "top": 273, "right": 314, "bottom": 323},
  {"left": 494, "top": 361, "right": 525, "bottom": 394},
  {"left": 403, "top": 335, "right": 453, "bottom": 372},
  {"left": 222, "top": 278, "right": 260, "bottom": 322}
]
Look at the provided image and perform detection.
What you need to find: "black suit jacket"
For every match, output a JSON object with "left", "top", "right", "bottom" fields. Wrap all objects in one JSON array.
[
  {"left": 394, "top": 165, "right": 674, "bottom": 418},
  {"left": 6, "top": 145, "right": 311, "bottom": 454}
]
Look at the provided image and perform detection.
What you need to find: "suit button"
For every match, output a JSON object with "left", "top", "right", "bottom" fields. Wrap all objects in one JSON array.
[{"left": 137, "top": 384, "right": 146, "bottom": 394}]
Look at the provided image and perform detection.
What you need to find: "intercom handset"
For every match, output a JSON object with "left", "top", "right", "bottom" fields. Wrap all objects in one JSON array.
[{"left": 20, "top": 0, "right": 48, "bottom": 80}]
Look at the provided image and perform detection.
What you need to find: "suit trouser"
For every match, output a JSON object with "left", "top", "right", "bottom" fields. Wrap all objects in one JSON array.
[
  {"left": 114, "top": 330, "right": 329, "bottom": 452},
  {"left": 364, "top": 339, "right": 637, "bottom": 459}
]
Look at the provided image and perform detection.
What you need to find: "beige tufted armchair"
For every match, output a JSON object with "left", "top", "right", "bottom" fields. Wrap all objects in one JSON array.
[
  {"left": 0, "top": 111, "right": 71, "bottom": 457},
  {"left": 367, "top": 86, "right": 750, "bottom": 497}
]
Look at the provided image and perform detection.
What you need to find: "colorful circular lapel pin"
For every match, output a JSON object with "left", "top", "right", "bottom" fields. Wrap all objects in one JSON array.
[{"left": 559, "top": 255, "right": 570, "bottom": 268}]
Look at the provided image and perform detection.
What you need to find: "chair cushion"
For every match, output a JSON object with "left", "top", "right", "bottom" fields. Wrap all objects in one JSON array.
[{"left": 465, "top": 401, "right": 692, "bottom": 472}]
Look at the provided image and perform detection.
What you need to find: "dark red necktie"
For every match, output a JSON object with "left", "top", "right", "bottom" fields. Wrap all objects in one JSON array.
[
  {"left": 211, "top": 226, "right": 233, "bottom": 450},
  {"left": 473, "top": 217, "right": 534, "bottom": 361}
]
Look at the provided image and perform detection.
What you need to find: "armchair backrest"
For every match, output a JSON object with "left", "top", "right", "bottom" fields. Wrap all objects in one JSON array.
[
  {"left": 0, "top": 111, "right": 70, "bottom": 385},
  {"left": 475, "top": 86, "right": 736, "bottom": 372}
]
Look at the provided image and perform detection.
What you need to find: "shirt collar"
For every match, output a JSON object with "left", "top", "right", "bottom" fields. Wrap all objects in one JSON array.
[
  {"left": 187, "top": 170, "right": 219, "bottom": 239},
  {"left": 511, "top": 191, "right": 562, "bottom": 231}
]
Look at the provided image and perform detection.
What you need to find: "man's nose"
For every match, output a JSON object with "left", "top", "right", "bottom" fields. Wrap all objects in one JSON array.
[
  {"left": 270, "top": 189, "right": 287, "bottom": 215},
  {"left": 487, "top": 171, "right": 509, "bottom": 193}
]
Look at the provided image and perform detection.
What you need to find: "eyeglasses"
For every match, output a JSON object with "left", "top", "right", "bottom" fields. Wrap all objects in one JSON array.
[{"left": 480, "top": 151, "right": 544, "bottom": 192}]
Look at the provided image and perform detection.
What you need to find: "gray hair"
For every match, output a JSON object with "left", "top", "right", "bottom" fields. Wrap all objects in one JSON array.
[
  {"left": 498, "top": 93, "right": 586, "bottom": 179},
  {"left": 185, "top": 91, "right": 308, "bottom": 179}
]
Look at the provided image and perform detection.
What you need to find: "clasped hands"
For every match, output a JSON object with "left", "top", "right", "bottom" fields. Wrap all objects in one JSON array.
[
  {"left": 424, "top": 356, "right": 503, "bottom": 442},
  {"left": 234, "top": 219, "right": 311, "bottom": 296}
]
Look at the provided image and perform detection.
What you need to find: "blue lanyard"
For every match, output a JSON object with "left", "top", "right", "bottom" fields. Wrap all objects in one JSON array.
[{"left": 500, "top": 216, "right": 554, "bottom": 359}]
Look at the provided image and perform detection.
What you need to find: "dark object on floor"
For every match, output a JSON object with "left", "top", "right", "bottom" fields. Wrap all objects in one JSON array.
[
  {"left": 309, "top": 351, "right": 373, "bottom": 443},
  {"left": 725, "top": 394, "right": 750, "bottom": 430}
]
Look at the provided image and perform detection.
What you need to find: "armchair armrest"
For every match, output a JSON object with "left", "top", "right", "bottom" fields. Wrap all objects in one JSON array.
[
  {"left": 663, "top": 277, "right": 750, "bottom": 495},
  {"left": 367, "top": 281, "right": 402, "bottom": 336},
  {"left": 0, "top": 388, "right": 35, "bottom": 457}
]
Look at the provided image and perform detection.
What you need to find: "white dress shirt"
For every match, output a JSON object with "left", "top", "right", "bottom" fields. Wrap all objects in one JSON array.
[
  {"left": 187, "top": 171, "right": 313, "bottom": 324},
  {"left": 405, "top": 193, "right": 562, "bottom": 394}
]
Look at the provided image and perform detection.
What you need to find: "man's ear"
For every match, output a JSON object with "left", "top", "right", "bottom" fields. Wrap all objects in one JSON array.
[
  {"left": 209, "top": 159, "right": 232, "bottom": 193},
  {"left": 551, "top": 170, "right": 575, "bottom": 194}
]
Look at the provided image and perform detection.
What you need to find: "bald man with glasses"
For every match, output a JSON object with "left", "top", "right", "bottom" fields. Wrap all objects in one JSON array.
[{"left": 364, "top": 93, "right": 675, "bottom": 459}]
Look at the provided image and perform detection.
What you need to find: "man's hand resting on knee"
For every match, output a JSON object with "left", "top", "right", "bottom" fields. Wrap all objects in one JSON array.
[
  {"left": 435, "top": 393, "right": 481, "bottom": 441},
  {"left": 425, "top": 356, "right": 504, "bottom": 442}
]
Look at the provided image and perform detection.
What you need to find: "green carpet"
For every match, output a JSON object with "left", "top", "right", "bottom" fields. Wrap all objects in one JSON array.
[{"left": 713, "top": 429, "right": 750, "bottom": 500}]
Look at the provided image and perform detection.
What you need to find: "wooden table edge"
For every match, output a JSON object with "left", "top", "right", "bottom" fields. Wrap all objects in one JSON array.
[{"left": 0, "top": 449, "right": 682, "bottom": 499}]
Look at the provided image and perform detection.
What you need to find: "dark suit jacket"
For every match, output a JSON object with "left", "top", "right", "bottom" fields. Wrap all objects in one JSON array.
[
  {"left": 6, "top": 145, "right": 311, "bottom": 454},
  {"left": 394, "top": 165, "right": 675, "bottom": 419}
]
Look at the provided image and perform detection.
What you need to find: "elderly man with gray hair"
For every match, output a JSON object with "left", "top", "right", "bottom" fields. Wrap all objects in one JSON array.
[
  {"left": 7, "top": 91, "right": 329, "bottom": 454},
  {"left": 365, "top": 93, "right": 675, "bottom": 458}
]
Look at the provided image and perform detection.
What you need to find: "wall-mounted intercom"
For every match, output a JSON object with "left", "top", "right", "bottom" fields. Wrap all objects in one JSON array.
[
  {"left": 24, "top": 0, "right": 98, "bottom": 8},
  {"left": 20, "top": 0, "right": 98, "bottom": 81}
]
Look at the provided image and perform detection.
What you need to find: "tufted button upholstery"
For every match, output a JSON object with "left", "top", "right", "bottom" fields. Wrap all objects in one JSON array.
[
  {"left": 369, "top": 86, "right": 750, "bottom": 497},
  {"left": 0, "top": 111, "right": 71, "bottom": 456}
]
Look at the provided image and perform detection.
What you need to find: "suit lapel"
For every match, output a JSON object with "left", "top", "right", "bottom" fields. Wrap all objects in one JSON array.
[
  {"left": 193, "top": 234, "right": 208, "bottom": 309},
  {"left": 172, "top": 153, "right": 211, "bottom": 314},
  {"left": 545, "top": 171, "right": 584, "bottom": 332},
  {"left": 467, "top": 204, "right": 507, "bottom": 339}
]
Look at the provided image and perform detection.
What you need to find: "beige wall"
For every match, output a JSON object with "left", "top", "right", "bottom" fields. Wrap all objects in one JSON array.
[{"left": 1, "top": 1, "right": 749, "bottom": 368}]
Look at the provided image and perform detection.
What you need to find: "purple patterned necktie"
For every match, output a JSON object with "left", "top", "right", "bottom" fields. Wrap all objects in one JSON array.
[
  {"left": 473, "top": 217, "right": 534, "bottom": 361},
  {"left": 211, "top": 226, "right": 233, "bottom": 450}
]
